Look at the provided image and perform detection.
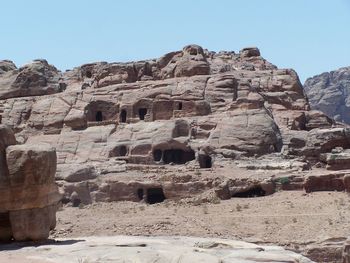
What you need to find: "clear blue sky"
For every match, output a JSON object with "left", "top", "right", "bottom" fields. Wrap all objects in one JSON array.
[{"left": 1, "top": 0, "right": 349, "bottom": 83}]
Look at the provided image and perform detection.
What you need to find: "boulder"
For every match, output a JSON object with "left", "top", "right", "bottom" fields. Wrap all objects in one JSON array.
[{"left": 0, "top": 127, "right": 60, "bottom": 242}]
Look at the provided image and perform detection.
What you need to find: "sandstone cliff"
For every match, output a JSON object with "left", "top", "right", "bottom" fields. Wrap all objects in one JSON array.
[
  {"left": 0, "top": 45, "right": 347, "bottom": 206},
  {"left": 304, "top": 66, "right": 350, "bottom": 124}
]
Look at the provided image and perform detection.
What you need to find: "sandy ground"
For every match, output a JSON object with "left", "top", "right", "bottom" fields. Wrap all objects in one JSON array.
[{"left": 52, "top": 190, "right": 350, "bottom": 250}]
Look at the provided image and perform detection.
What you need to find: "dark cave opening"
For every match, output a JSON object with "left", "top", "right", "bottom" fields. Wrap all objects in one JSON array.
[
  {"left": 232, "top": 186, "right": 266, "bottom": 198},
  {"left": 199, "top": 155, "right": 212, "bottom": 168},
  {"left": 163, "top": 149, "right": 195, "bottom": 164},
  {"left": 153, "top": 149, "right": 163, "bottom": 162},
  {"left": 146, "top": 188, "right": 166, "bottom": 204},
  {"left": 95, "top": 111, "right": 103, "bottom": 122},
  {"left": 86, "top": 70, "right": 92, "bottom": 78},
  {"left": 120, "top": 110, "right": 127, "bottom": 123},
  {"left": 0, "top": 212, "right": 11, "bottom": 228},
  {"left": 0, "top": 212, "right": 11, "bottom": 241},
  {"left": 178, "top": 102, "right": 183, "bottom": 110},
  {"left": 119, "top": 145, "right": 127, "bottom": 156},
  {"left": 138, "top": 108, "right": 147, "bottom": 120}
]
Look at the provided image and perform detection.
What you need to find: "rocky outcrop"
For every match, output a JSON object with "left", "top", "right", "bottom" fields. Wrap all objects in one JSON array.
[
  {"left": 0, "top": 59, "right": 65, "bottom": 100},
  {"left": 0, "top": 124, "right": 60, "bottom": 241},
  {"left": 304, "top": 66, "right": 350, "bottom": 124}
]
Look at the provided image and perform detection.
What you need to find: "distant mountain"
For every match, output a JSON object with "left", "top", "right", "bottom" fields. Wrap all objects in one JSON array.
[{"left": 304, "top": 66, "right": 350, "bottom": 124}]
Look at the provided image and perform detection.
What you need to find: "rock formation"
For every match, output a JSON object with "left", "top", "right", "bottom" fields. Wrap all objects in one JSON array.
[
  {"left": 0, "top": 44, "right": 348, "bottom": 205},
  {"left": 304, "top": 66, "right": 350, "bottom": 124},
  {"left": 0, "top": 124, "right": 60, "bottom": 241}
]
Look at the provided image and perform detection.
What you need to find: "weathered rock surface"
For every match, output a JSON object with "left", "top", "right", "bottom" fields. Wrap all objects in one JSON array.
[
  {"left": 0, "top": 124, "right": 60, "bottom": 241},
  {"left": 304, "top": 66, "right": 350, "bottom": 124},
  {"left": 0, "top": 236, "right": 314, "bottom": 262}
]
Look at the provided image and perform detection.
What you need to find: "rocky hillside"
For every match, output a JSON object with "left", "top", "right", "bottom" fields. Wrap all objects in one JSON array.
[
  {"left": 2, "top": 45, "right": 350, "bottom": 261},
  {"left": 304, "top": 66, "right": 350, "bottom": 124},
  {"left": 0, "top": 44, "right": 348, "bottom": 204}
]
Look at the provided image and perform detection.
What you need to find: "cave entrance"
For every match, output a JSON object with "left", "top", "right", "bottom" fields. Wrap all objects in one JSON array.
[
  {"left": 72, "top": 198, "right": 81, "bottom": 207},
  {"left": 138, "top": 108, "right": 147, "bottom": 120},
  {"left": 120, "top": 110, "right": 127, "bottom": 123},
  {"left": 199, "top": 155, "right": 212, "bottom": 168},
  {"left": 119, "top": 146, "right": 127, "bottom": 156},
  {"left": 0, "top": 212, "right": 11, "bottom": 241},
  {"left": 163, "top": 149, "right": 195, "bottom": 164},
  {"left": 109, "top": 145, "right": 128, "bottom": 157},
  {"left": 146, "top": 188, "right": 166, "bottom": 204},
  {"left": 95, "top": 111, "right": 103, "bottom": 122},
  {"left": 232, "top": 186, "right": 266, "bottom": 198},
  {"left": 178, "top": 102, "right": 183, "bottom": 110},
  {"left": 153, "top": 149, "right": 162, "bottom": 162},
  {"left": 86, "top": 70, "right": 92, "bottom": 78},
  {"left": 137, "top": 188, "right": 144, "bottom": 201}
]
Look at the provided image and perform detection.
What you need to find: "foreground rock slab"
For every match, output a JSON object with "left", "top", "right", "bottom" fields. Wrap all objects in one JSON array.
[{"left": 0, "top": 236, "right": 314, "bottom": 263}]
